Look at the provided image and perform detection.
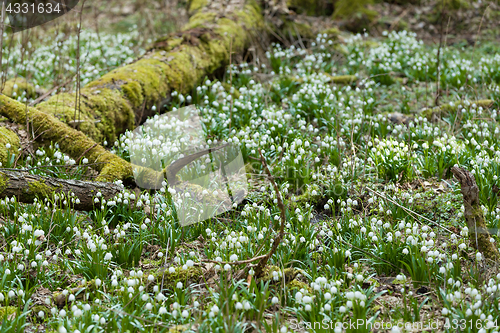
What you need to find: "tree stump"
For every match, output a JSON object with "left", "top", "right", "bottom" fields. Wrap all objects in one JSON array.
[{"left": 451, "top": 166, "right": 500, "bottom": 261}]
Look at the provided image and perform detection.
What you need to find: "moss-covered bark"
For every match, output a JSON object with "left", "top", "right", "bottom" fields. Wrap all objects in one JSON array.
[
  {"left": 326, "top": 74, "right": 357, "bottom": 85},
  {"left": 0, "top": 169, "right": 124, "bottom": 210},
  {"left": 0, "top": 95, "right": 139, "bottom": 182},
  {"left": 33, "top": 0, "right": 263, "bottom": 144},
  {"left": 0, "top": 126, "right": 20, "bottom": 166}
]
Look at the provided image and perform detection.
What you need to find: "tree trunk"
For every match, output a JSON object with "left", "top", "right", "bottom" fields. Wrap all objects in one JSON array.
[
  {"left": 0, "top": 169, "right": 123, "bottom": 211},
  {"left": 32, "top": 0, "right": 264, "bottom": 144},
  {"left": 451, "top": 166, "right": 500, "bottom": 261}
]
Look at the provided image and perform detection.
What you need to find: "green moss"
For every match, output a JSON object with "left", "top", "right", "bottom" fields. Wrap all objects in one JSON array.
[
  {"left": 0, "top": 306, "right": 16, "bottom": 318},
  {"left": 320, "top": 27, "right": 340, "bottom": 39},
  {"left": 30, "top": 305, "right": 48, "bottom": 321},
  {"left": 169, "top": 325, "right": 191, "bottom": 333},
  {"left": 26, "top": 180, "right": 59, "bottom": 200},
  {"left": 0, "top": 127, "right": 20, "bottom": 166},
  {"left": 326, "top": 74, "right": 358, "bottom": 85},
  {"left": 148, "top": 266, "right": 202, "bottom": 290},
  {"left": 474, "top": 99, "right": 494, "bottom": 109},
  {"left": 257, "top": 265, "right": 299, "bottom": 284},
  {"left": 0, "top": 95, "right": 135, "bottom": 182},
  {"left": 333, "top": 0, "right": 377, "bottom": 33},
  {"left": 286, "top": 279, "right": 312, "bottom": 293},
  {"left": 142, "top": 258, "right": 163, "bottom": 266},
  {"left": 0, "top": 173, "right": 7, "bottom": 193},
  {"left": 188, "top": 0, "right": 208, "bottom": 14},
  {"left": 2, "top": 77, "right": 36, "bottom": 99},
  {"left": 222, "top": 82, "right": 241, "bottom": 99},
  {"left": 290, "top": 185, "right": 322, "bottom": 209}
]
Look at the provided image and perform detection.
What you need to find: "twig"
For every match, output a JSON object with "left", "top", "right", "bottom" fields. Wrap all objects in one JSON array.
[
  {"left": 254, "top": 149, "right": 286, "bottom": 278},
  {"left": 76, "top": 142, "right": 98, "bottom": 164},
  {"left": 434, "top": 0, "right": 445, "bottom": 106},
  {"left": 28, "top": 76, "right": 75, "bottom": 106},
  {"left": 365, "top": 186, "right": 456, "bottom": 236}
]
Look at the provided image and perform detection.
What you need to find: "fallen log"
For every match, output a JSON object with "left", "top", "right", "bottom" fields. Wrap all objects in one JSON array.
[
  {"left": 451, "top": 166, "right": 500, "bottom": 261},
  {"left": 0, "top": 95, "right": 163, "bottom": 184},
  {"left": 33, "top": 0, "right": 264, "bottom": 143},
  {"left": 0, "top": 169, "right": 123, "bottom": 211},
  {"left": 0, "top": 126, "right": 20, "bottom": 166}
]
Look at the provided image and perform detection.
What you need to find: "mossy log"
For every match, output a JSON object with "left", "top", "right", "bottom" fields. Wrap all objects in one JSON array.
[
  {"left": 0, "top": 95, "right": 164, "bottom": 183},
  {"left": 1, "top": 77, "right": 37, "bottom": 100},
  {"left": 0, "top": 169, "right": 123, "bottom": 210},
  {"left": 326, "top": 74, "right": 357, "bottom": 85},
  {"left": 33, "top": 0, "right": 264, "bottom": 144},
  {"left": 422, "top": 99, "right": 494, "bottom": 121},
  {"left": 451, "top": 166, "right": 500, "bottom": 261},
  {"left": 0, "top": 126, "right": 20, "bottom": 166}
]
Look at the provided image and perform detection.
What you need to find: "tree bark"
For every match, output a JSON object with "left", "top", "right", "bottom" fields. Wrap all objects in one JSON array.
[
  {"left": 451, "top": 166, "right": 500, "bottom": 261},
  {"left": 0, "top": 169, "right": 123, "bottom": 211},
  {"left": 32, "top": 0, "right": 265, "bottom": 144}
]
